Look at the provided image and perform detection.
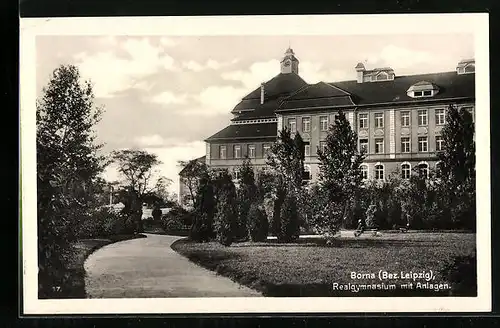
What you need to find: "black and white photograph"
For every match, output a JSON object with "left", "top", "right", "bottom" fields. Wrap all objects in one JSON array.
[{"left": 20, "top": 14, "right": 491, "bottom": 314}]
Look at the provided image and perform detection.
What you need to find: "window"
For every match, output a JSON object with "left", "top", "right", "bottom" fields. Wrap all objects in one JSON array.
[
  {"left": 319, "top": 141, "right": 327, "bottom": 154},
  {"left": 435, "top": 109, "right": 446, "bottom": 125},
  {"left": 233, "top": 145, "right": 241, "bottom": 158},
  {"left": 401, "top": 111, "right": 410, "bottom": 127},
  {"left": 359, "top": 139, "right": 368, "bottom": 153},
  {"left": 418, "top": 136, "right": 428, "bottom": 152},
  {"left": 418, "top": 110, "right": 428, "bottom": 126},
  {"left": 435, "top": 136, "right": 444, "bottom": 151},
  {"left": 360, "top": 164, "right": 368, "bottom": 180},
  {"left": 263, "top": 144, "right": 271, "bottom": 156},
  {"left": 302, "top": 117, "right": 311, "bottom": 132},
  {"left": 375, "top": 113, "right": 384, "bottom": 128},
  {"left": 375, "top": 138, "right": 384, "bottom": 154},
  {"left": 414, "top": 91, "right": 423, "bottom": 97},
  {"left": 376, "top": 72, "right": 388, "bottom": 81},
  {"left": 464, "top": 64, "right": 475, "bottom": 73},
  {"left": 219, "top": 145, "right": 226, "bottom": 159},
  {"left": 418, "top": 163, "right": 429, "bottom": 179},
  {"left": 401, "top": 163, "right": 411, "bottom": 179},
  {"left": 423, "top": 90, "right": 432, "bottom": 96},
  {"left": 375, "top": 164, "right": 384, "bottom": 180},
  {"left": 358, "top": 113, "right": 368, "bottom": 129},
  {"left": 304, "top": 143, "right": 310, "bottom": 157},
  {"left": 288, "top": 118, "right": 296, "bottom": 132},
  {"left": 401, "top": 137, "right": 411, "bottom": 153},
  {"left": 248, "top": 144, "right": 256, "bottom": 158},
  {"left": 320, "top": 116, "right": 329, "bottom": 131}
]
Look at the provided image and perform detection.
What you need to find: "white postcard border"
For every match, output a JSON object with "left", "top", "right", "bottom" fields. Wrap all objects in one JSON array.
[{"left": 20, "top": 13, "right": 491, "bottom": 314}]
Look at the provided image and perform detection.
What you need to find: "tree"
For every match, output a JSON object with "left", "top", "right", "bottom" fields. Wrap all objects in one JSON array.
[
  {"left": 247, "top": 203, "right": 269, "bottom": 242},
  {"left": 315, "top": 109, "right": 365, "bottom": 235},
  {"left": 437, "top": 105, "right": 476, "bottom": 230},
  {"left": 36, "top": 64, "right": 105, "bottom": 298},
  {"left": 190, "top": 169, "right": 216, "bottom": 242},
  {"left": 213, "top": 169, "right": 237, "bottom": 246},
  {"left": 235, "top": 157, "right": 257, "bottom": 240},
  {"left": 178, "top": 158, "right": 208, "bottom": 208},
  {"left": 110, "top": 149, "right": 169, "bottom": 232},
  {"left": 266, "top": 128, "right": 304, "bottom": 241}
]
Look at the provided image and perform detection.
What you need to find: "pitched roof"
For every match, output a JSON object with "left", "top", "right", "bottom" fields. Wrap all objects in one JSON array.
[
  {"left": 231, "top": 73, "right": 308, "bottom": 120},
  {"left": 179, "top": 155, "right": 206, "bottom": 176},
  {"left": 277, "top": 71, "right": 475, "bottom": 112},
  {"left": 205, "top": 123, "right": 277, "bottom": 142}
]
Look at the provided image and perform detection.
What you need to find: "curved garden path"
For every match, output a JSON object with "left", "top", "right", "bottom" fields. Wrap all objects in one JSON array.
[{"left": 84, "top": 233, "right": 262, "bottom": 298}]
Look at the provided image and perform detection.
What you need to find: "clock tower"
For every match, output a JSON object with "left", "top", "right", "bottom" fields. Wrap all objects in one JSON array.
[{"left": 280, "top": 47, "right": 299, "bottom": 74}]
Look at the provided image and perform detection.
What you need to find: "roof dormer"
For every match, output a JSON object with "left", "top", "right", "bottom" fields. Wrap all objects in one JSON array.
[
  {"left": 456, "top": 59, "right": 475, "bottom": 75},
  {"left": 355, "top": 62, "right": 395, "bottom": 83},
  {"left": 407, "top": 81, "right": 439, "bottom": 98}
]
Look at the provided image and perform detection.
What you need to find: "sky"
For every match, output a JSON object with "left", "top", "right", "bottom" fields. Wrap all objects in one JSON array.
[{"left": 36, "top": 34, "right": 474, "bottom": 197}]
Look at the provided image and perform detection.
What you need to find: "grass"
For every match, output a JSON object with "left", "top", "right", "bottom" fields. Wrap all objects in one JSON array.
[
  {"left": 50, "top": 233, "right": 147, "bottom": 299},
  {"left": 171, "top": 232, "right": 476, "bottom": 297}
]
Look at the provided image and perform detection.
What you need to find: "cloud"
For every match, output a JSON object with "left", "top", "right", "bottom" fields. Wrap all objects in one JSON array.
[
  {"left": 75, "top": 37, "right": 177, "bottom": 98},
  {"left": 145, "top": 141, "right": 206, "bottom": 197},
  {"left": 150, "top": 91, "right": 189, "bottom": 105},
  {"left": 362, "top": 44, "right": 456, "bottom": 75},
  {"left": 222, "top": 60, "right": 280, "bottom": 89},
  {"left": 134, "top": 135, "right": 188, "bottom": 148},
  {"left": 190, "top": 85, "right": 247, "bottom": 116},
  {"left": 159, "top": 37, "right": 177, "bottom": 47},
  {"left": 182, "top": 58, "right": 239, "bottom": 72},
  {"left": 299, "top": 61, "right": 351, "bottom": 83}
]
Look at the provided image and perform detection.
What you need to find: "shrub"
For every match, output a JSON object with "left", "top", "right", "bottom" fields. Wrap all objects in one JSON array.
[
  {"left": 152, "top": 207, "right": 162, "bottom": 221},
  {"left": 365, "top": 204, "right": 377, "bottom": 229},
  {"left": 440, "top": 252, "right": 477, "bottom": 296},
  {"left": 278, "top": 194, "right": 300, "bottom": 242},
  {"left": 162, "top": 214, "right": 185, "bottom": 231},
  {"left": 214, "top": 190, "right": 237, "bottom": 246},
  {"left": 247, "top": 203, "right": 269, "bottom": 242}
]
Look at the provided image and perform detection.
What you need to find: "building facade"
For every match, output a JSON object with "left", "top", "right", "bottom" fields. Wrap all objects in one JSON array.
[{"left": 201, "top": 49, "right": 475, "bottom": 184}]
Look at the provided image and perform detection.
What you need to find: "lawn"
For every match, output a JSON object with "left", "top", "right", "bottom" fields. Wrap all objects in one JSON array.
[
  {"left": 171, "top": 232, "right": 476, "bottom": 297},
  {"left": 51, "top": 233, "right": 146, "bottom": 299}
]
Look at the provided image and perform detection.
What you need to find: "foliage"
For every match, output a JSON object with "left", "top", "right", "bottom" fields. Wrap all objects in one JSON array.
[
  {"left": 365, "top": 204, "right": 377, "bottom": 229},
  {"left": 213, "top": 170, "right": 238, "bottom": 246},
  {"left": 235, "top": 157, "right": 258, "bottom": 240},
  {"left": 266, "top": 128, "right": 307, "bottom": 238},
  {"left": 247, "top": 203, "right": 269, "bottom": 242},
  {"left": 152, "top": 207, "right": 162, "bottom": 221},
  {"left": 437, "top": 105, "right": 476, "bottom": 230},
  {"left": 305, "top": 110, "right": 365, "bottom": 235},
  {"left": 110, "top": 149, "right": 172, "bottom": 233},
  {"left": 36, "top": 65, "right": 105, "bottom": 298},
  {"left": 440, "top": 252, "right": 477, "bottom": 296},
  {"left": 178, "top": 158, "right": 208, "bottom": 208},
  {"left": 278, "top": 193, "right": 300, "bottom": 242},
  {"left": 190, "top": 169, "right": 216, "bottom": 242}
]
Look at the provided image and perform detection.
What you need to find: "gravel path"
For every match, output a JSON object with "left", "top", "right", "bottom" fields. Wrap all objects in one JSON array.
[{"left": 84, "top": 233, "right": 262, "bottom": 298}]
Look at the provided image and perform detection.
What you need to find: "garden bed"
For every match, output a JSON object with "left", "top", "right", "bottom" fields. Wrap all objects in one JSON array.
[{"left": 171, "top": 232, "right": 476, "bottom": 297}]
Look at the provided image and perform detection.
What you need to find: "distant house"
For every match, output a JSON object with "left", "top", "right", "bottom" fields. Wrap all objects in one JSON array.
[{"left": 178, "top": 155, "right": 206, "bottom": 208}]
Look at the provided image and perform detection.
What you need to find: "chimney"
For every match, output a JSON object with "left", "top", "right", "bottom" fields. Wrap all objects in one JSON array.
[
  {"left": 260, "top": 83, "right": 265, "bottom": 104},
  {"left": 355, "top": 62, "right": 366, "bottom": 83}
]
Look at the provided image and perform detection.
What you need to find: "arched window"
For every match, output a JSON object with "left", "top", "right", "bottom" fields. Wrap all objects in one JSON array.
[
  {"left": 376, "top": 72, "right": 388, "bottom": 81},
  {"left": 418, "top": 162, "right": 429, "bottom": 179},
  {"left": 401, "top": 162, "right": 411, "bottom": 179},
  {"left": 375, "top": 163, "right": 384, "bottom": 180},
  {"left": 464, "top": 64, "right": 475, "bottom": 73},
  {"left": 360, "top": 164, "right": 369, "bottom": 180}
]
